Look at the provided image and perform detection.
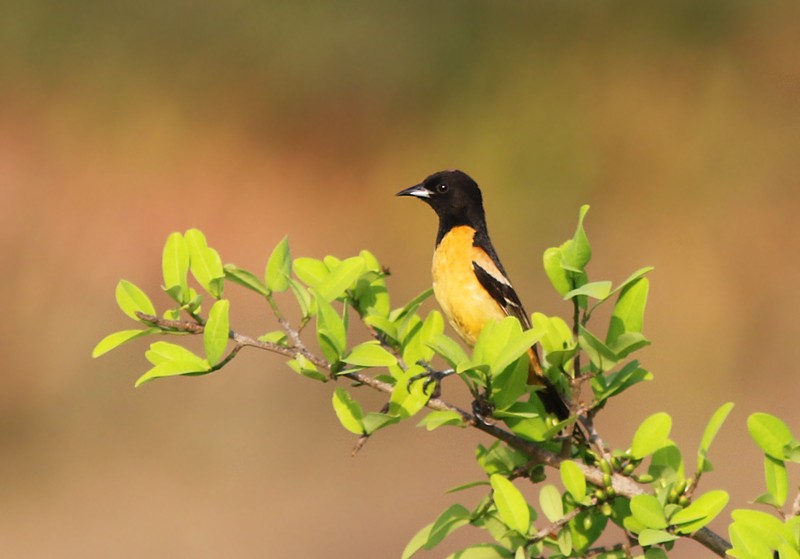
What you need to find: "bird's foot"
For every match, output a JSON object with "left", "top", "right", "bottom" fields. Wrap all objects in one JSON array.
[{"left": 408, "top": 361, "right": 454, "bottom": 399}]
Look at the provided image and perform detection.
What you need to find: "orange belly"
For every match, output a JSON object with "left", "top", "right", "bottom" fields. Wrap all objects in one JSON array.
[{"left": 432, "top": 226, "right": 506, "bottom": 346}]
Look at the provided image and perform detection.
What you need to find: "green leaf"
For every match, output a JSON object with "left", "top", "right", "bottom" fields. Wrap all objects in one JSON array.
[
  {"left": 265, "top": 236, "right": 291, "bottom": 292},
  {"left": 144, "top": 341, "right": 207, "bottom": 365},
  {"left": 649, "top": 444, "right": 684, "bottom": 485},
  {"left": 608, "top": 267, "right": 655, "bottom": 300},
  {"left": 428, "top": 333, "right": 470, "bottom": 369},
  {"left": 630, "top": 494, "right": 668, "bottom": 530},
  {"left": 135, "top": 359, "right": 210, "bottom": 387},
  {"left": 491, "top": 326, "right": 544, "bottom": 376},
  {"left": 748, "top": 413, "right": 794, "bottom": 460},
  {"left": 490, "top": 474, "right": 531, "bottom": 534},
  {"left": 644, "top": 549, "right": 669, "bottom": 559},
  {"left": 343, "top": 341, "right": 397, "bottom": 368},
  {"left": 425, "top": 504, "right": 472, "bottom": 550},
  {"left": 564, "top": 280, "right": 612, "bottom": 301},
  {"left": 608, "top": 331, "right": 651, "bottom": 359},
  {"left": 203, "top": 299, "right": 230, "bottom": 366},
  {"left": 568, "top": 509, "right": 608, "bottom": 553},
  {"left": 472, "top": 318, "right": 518, "bottom": 372},
  {"left": 92, "top": 328, "right": 156, "bottom": 358},
  {"left": 162, "top": 232, "right": 189, "bottom": 296},
  {"left": 361, "top": 412, "right": 400, "bottom": 434},
  {"left": 631, "top": 412, "right": 672, "bottom": 459},
  {"left": 638, "top": 529, "right": 679, "bottom": 546},
  {"left": 115, "top": 280, "right": 156, "bottom": 321},
  {"left": 543, "top": 247, "right": 571, "bottom": 297},
  {"left": 224, "top": 264, "right": 270, "bottom": 297},
  {"left": 759, "top": 456, "right": 788, "bottom": 508},
  {"left": 317, "top": 256, "right": 366, "bottom": 301},
  {"left": 729, "top": 509, "right": 795, "bottom": 559},
  {"left": 418, "top": 410, "right": 466, "bottom": 431},
  {"left": 476, "top": 442, "right": 529, "bottom": 477},
  {"left": 353, "top": 250, "right": 391, "bottom": 317},
  {"left": 784, "top": 441, "right": 800, "bottom": 464},
  {"left": 539, "top": 484, "right": 564, "bottom": 522},
  {"left": 561, "top": 205, "right": 592, "bottom": 272},
  {"left": 670, "top": 490, "right": 729, "bottom": 534},
  {"left": 185, "top": 229, "right": 225, "bottom": 299},
  {"left": 697, "top": 402, "right": 734, "bottom": 473},
  {"left": 315, "top": 292, "right": 346, "bottom": 363},
  {"left": 288, "top": 278, "right": 314, "bottom": 318},
  {"left": 578, "top": 326, "right": 618, "bottom": 372},
  {"left": 390, "top": 364, "right": 432, "bottom": 419},
  {"left": 258, "top": 330, "right": 287, "bottom": 345},
  {"left": 403, "top": 310, "right": 444, "bottom": 366},
  {"left": 557, "top": 529, "right": 573, "bottom": 556},
  {"left": 560, "top": 460, "right": 587, "bottom": 502},
  {"left": 592, "top": 360, "right": 653, "bottom": 403},
  {"left": 293, "top": 257, "right": 329, "bottom": 288},
  {"left": 531, "top": 313, "right": 575, "bottom": 370},
  {"left": 606, "top": 278, "right": 649, "bottom": 348},
  {"left": 363, "top": 315, "right": 398, "bottom": 342},
  {"left": 286, "top": 353, "right": 328, "bottom": 382},
  {"left": 331, "top": 388, "right": 364, "bottom": 434},
  {"left": 402, "top": 522, "right": 434, "bottom": 559}
]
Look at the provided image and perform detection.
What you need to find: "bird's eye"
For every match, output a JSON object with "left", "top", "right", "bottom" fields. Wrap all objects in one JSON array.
[{"left": 437, "top": 184, "right": 448, "bottom": 193}]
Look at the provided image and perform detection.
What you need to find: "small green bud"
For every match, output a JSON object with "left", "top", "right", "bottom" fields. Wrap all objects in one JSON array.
[
  {"left": 601, "top": 502, "right": 613, "bottom": 516},
  {"left": 594, "top": 489, "right": 607, "bottom": 501},
  {"left": 623, "top": 463, "right": 635, "bottom": 476}
]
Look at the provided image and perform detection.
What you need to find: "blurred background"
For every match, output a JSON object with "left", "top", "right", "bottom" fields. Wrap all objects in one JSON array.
[{"left": 2, "top": 0, "right": 799, "bottom": 557}]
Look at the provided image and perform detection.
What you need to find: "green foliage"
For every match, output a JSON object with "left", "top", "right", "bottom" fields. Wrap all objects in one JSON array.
[
  {"left": 94, "top": 209, "right": 764, "bottom": 558},
  {"left": 728, "top": 412, "right": 800, "bottom": 559}
]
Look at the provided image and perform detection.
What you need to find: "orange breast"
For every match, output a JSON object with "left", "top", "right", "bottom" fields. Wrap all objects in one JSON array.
[{"left": 432, "top": 226, "right": 506, "bottom": 346}]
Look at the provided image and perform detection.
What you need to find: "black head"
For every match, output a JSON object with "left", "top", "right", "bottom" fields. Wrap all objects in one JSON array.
[{"left": 396, "top": 170, "right": 486, "bottom": 231}]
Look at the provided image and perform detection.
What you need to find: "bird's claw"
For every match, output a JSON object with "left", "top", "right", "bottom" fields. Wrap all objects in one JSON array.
[{"left": 407, "top": 361, "right": 454, "bottom": 398}]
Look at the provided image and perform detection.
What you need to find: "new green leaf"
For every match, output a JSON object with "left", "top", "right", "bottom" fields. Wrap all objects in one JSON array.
[
  {"left": 607, "top": 278, "right": 649, "bottom": 348},
  {"left": 560, "top": 460, "right": 587, "bottom": 502},
  {"left": 162, "top": 232, "right": 189, "bottom": 298},
  {"left": 697, "top": 402, "right": 734, "bottom": 473},
  {"left": 115, "top": 280, "right": 156, "bottom": 321},
  {"left": 332, "top": 388, "right": 364, "bottom": 434},
  {"left": 343, "top": 341, "right": 397, "bottom": 368},
  {"left": 630, "top": 495, "right": 667, "bottom": 530},
  {"left": 631, "top": 412, "right": 672, "bottom": 459},
  {"left": 539, "top": 483, "right": 564, "bottom": 522},
  {"left": 92, "top": 328, "right": 156, "bottom": 358},
  {"left": 491, "top": 474, "right": 531, "bottom": 534},
  {"left": 224, "top": 264, "right": 270, "bottom": 297},
  {"left": 418, "top": 410, "right": 466, "bottom": 431},
  {"left": 265, "top": 236, "right": 291, "bottom": 292},
  {"left": 185, "top": 229, "right": 225, "bottom": 298},
  {"left": 670, "top": 490, "right": 729, "bottom": 534},
  {"left": 135, "top": 358, "right": 209, "bottom": 387},
  {"left": 747, "top": 413, "right": 794, "bottom": 460},
  {"left": 203, "top": 299, "right": 230, "bottom": 366}
]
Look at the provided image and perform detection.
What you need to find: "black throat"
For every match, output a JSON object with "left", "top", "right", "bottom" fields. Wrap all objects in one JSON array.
[{"left": 434, "top": 204, "right": 489, "bottom": 247}]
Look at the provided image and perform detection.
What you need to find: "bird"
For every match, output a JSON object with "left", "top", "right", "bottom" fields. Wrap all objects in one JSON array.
[{"left": 396, "top": 169, "right": 569, "bottom": 419}]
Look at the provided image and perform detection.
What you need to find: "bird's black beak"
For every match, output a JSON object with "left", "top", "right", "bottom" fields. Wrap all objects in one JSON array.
[{"left": 396, "top": 184, "right": 430, "bottom": 198}]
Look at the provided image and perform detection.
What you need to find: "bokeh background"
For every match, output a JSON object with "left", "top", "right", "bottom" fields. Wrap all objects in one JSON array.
[{"left": 2, "top": 1, "right": 799, "bottom": 557}]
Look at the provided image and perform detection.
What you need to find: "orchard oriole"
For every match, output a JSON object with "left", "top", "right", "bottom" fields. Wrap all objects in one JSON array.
[{"left": 397, "top": 169, "right": 569, "bottom": 419}]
